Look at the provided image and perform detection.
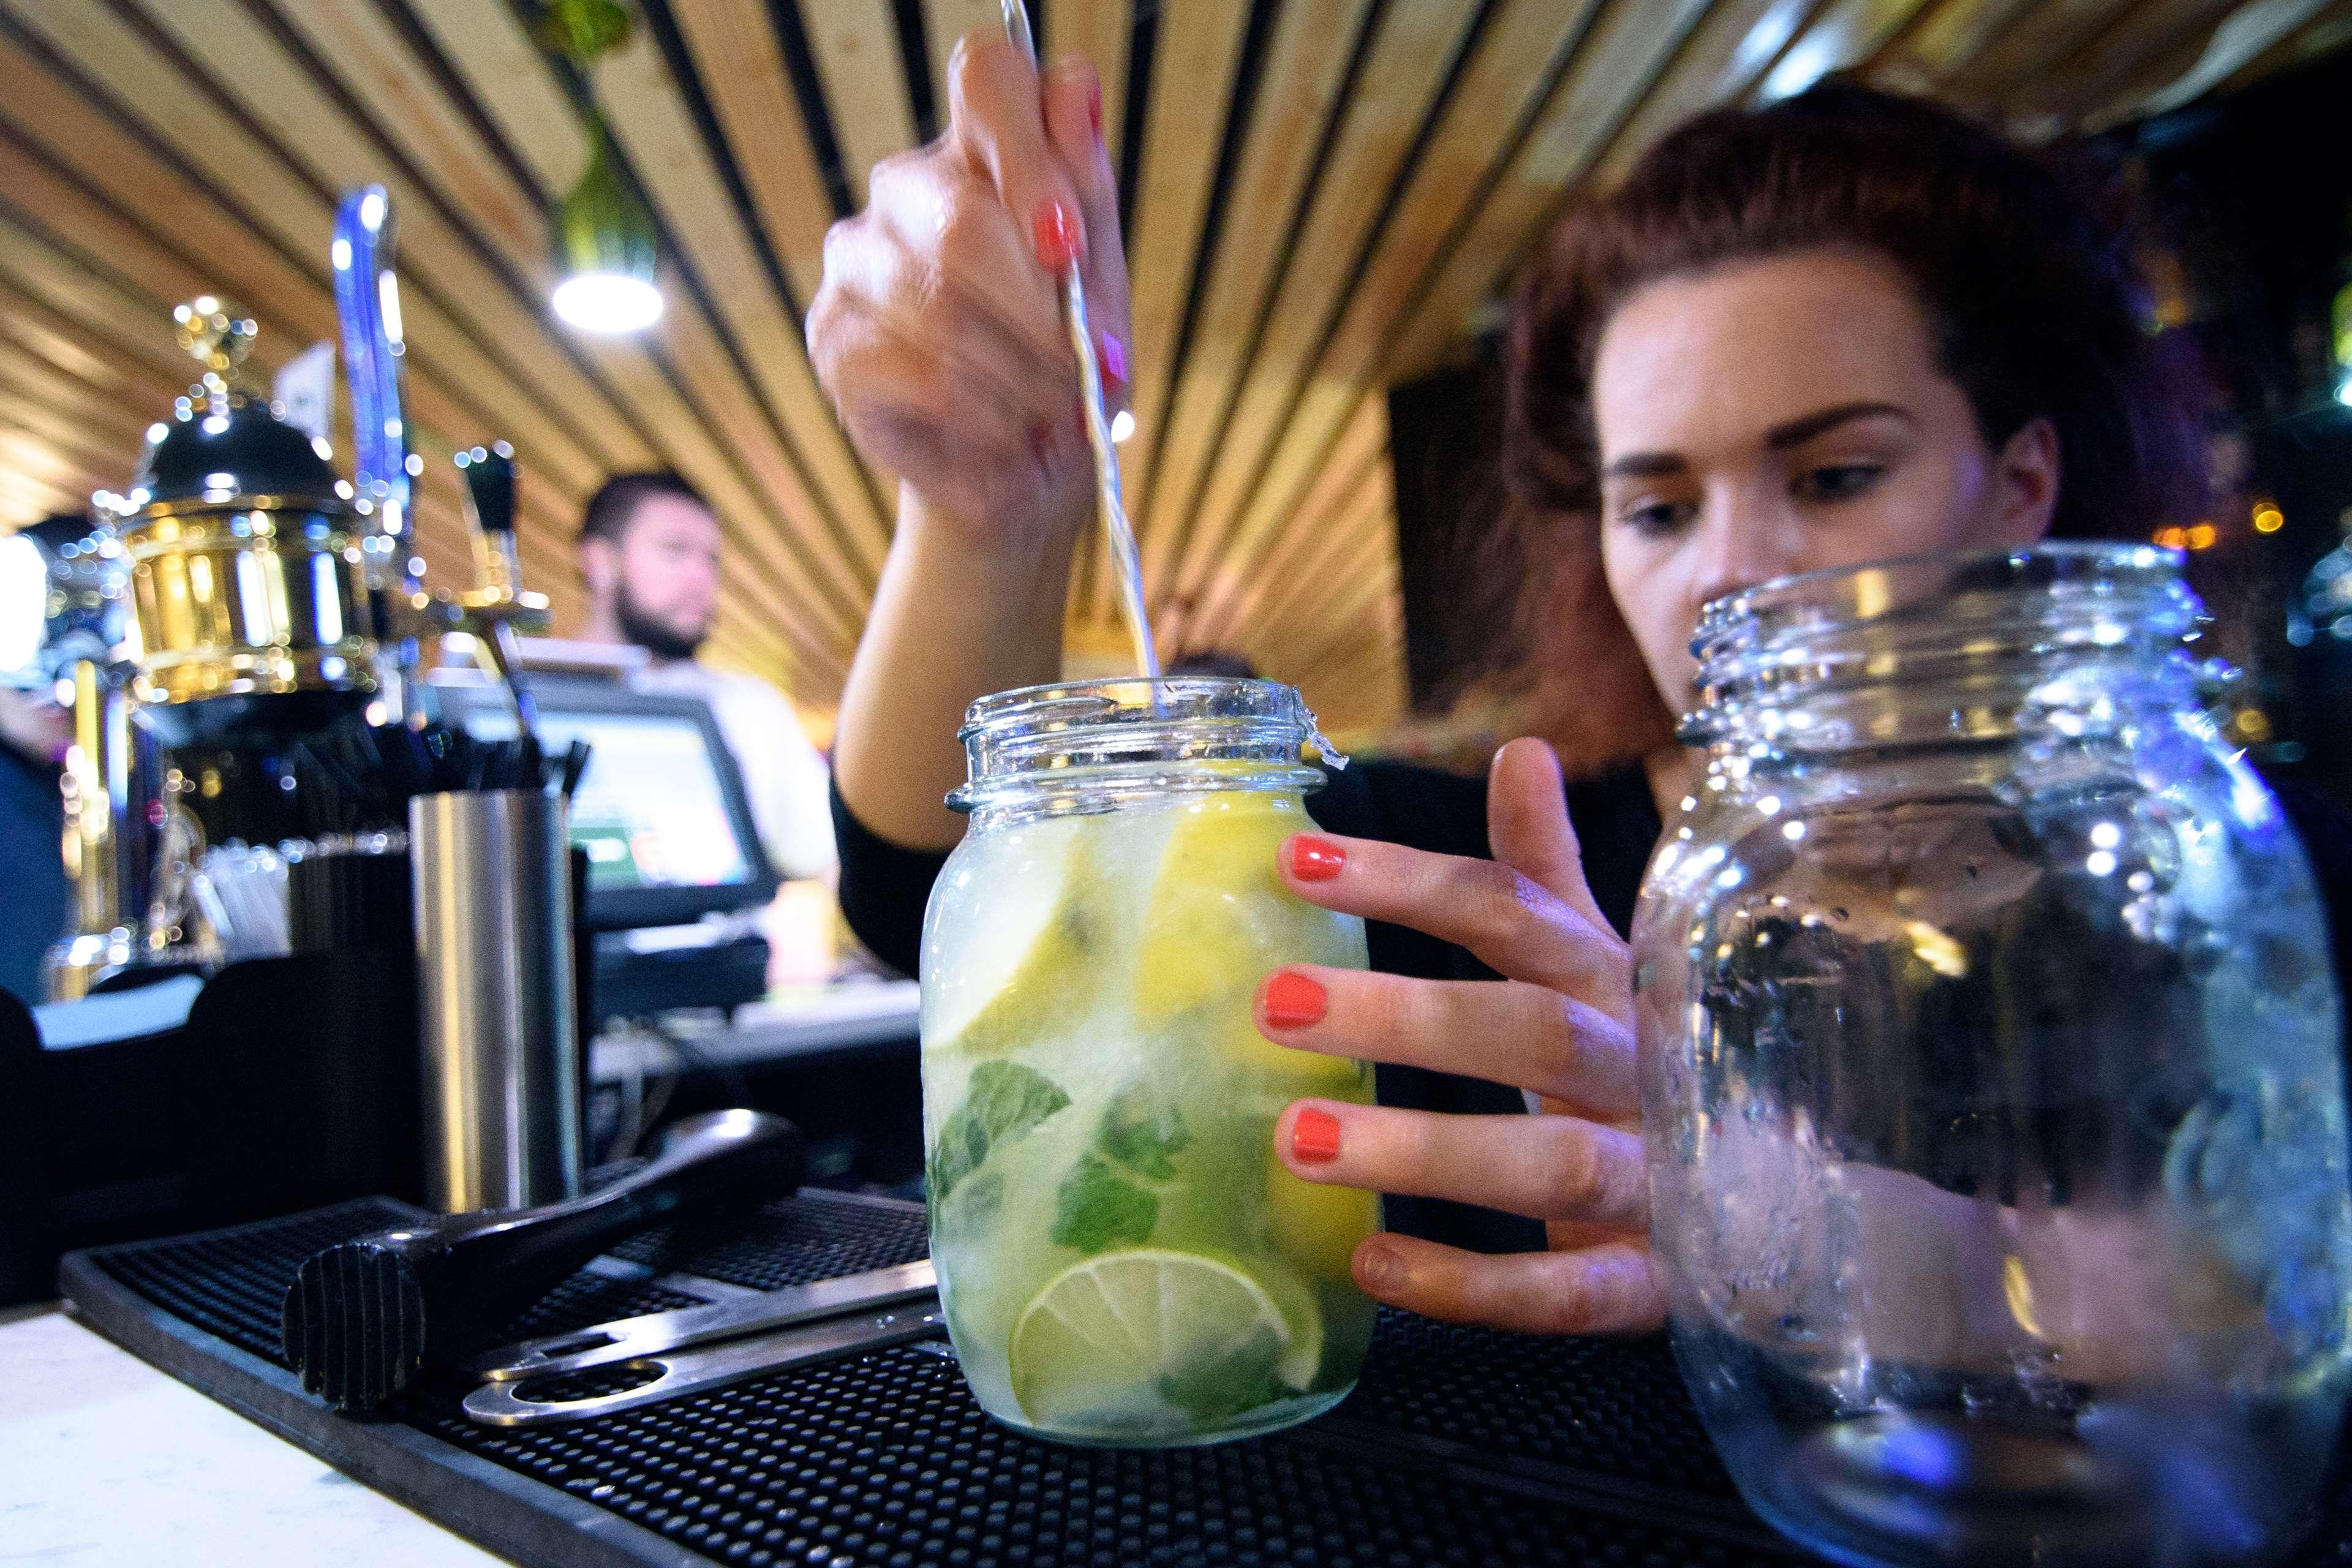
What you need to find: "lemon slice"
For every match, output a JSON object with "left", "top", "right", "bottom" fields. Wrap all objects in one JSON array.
[
  {"left": 1007, "top": 1250, "right": 1321, "bottom": 1431},
  {"left": 1266, "top": 1157, "right": 1379, "bottom": 1283},
  {"left": 923, "top": 819, "right": 1098, "bottom": 1055},
  {"left": 1134, "top": 794, "right": 1362, "bottom": 1022}
]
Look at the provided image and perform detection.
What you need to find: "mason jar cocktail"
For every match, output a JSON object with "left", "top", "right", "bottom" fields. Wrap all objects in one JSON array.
[{"left": 921, "top": 679, "right": 1378, "bottom": 1446}]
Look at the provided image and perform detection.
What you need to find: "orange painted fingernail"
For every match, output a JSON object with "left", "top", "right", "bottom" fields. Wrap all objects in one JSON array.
[
  {"left": 1033, "top": 199, "right": 1082, "bottom": 270},
  {"left": 1261, "top": 971, "right": 1327, "bottom": 1029},
  {"left": 1289, "top": 835, "right": 1345, "bottom": 881},
  {"left": 1291, "top": 1106, "right": 1341, "bottom": 1163}
]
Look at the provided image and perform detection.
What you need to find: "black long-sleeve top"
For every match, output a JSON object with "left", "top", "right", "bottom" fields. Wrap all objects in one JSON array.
[{"left": 836, "top": 760, "right": 2352, "bottom": 1255}]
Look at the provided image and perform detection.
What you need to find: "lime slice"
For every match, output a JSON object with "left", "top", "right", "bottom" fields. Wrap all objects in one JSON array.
[{"left": 1008, "top": 1250, "right": 1321, "bottom": 1431}]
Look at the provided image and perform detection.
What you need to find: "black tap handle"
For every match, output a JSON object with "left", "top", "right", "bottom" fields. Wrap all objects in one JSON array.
[
  {"left": 456, "top": 441, "right": 516, "bottom": 537},
  {"left": 282, "top": 1109, "right": 805, "bottom": 1412}
]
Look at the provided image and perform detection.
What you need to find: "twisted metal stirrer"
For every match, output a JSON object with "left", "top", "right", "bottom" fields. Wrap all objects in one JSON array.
[{"left": 1001, "top": 0, "right": 1159, "bottom": 680}]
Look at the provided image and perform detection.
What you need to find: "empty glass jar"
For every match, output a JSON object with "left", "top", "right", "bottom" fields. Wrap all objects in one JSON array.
[{"left": 1634, "top": 545, "right": 2352, "bottom": 1566}]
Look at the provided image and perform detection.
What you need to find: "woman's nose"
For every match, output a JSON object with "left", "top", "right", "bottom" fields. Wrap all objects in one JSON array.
[{"left": 1691, "top": 502, "right": 1805, "bottom": 609}]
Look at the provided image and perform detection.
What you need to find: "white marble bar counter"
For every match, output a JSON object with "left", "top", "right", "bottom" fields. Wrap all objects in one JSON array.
[{"left": 0, "top": 1303, "right": 498, "bottom": 1566}]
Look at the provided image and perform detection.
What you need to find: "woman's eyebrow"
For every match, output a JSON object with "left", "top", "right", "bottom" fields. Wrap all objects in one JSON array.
[
  {"left": 1602, "top": 451, "right": 1687, "bottom": 480},
  {"left": 1764, "top": 401, "right": 1913, "bottom": 449}
]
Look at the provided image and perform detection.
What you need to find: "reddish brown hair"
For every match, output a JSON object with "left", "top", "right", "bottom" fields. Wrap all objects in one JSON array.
[{"left": 1489, "top": 83, "right": 2203, "bottom": 775}]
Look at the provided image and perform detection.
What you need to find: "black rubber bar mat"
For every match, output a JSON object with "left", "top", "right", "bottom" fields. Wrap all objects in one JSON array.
[{"left": 58, "top": 1194, "right": 2352, "bottom": 1567}]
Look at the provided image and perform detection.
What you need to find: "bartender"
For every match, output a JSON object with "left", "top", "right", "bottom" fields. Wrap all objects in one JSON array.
[{"left": 575, "top": 472, "right": 837, "bottom": 884}]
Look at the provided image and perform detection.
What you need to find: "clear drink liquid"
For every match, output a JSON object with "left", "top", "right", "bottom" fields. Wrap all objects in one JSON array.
[{"left": 920, "top": 788, "right": 1376, "bottom": 1445}]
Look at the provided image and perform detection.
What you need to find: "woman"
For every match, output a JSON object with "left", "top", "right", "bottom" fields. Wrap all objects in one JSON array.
[{"left": 808, "top": 43, "right": 2350, "bottom": 1336}]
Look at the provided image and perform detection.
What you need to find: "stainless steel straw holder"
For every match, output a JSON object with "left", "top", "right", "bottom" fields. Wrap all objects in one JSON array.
[{"left": 410, "top": 788, "right": 582, "bottom": 1213}]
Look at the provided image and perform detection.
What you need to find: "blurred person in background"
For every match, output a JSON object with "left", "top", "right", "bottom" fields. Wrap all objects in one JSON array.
[
  {"left": 0, "top": 685, "right": 67, "bottom": 1002},
  {"left": 578, "top": 472, "right": 840, "bottom": 987},
  {"left": 576, "top": 471, "right": 837, "bottom": 885}
]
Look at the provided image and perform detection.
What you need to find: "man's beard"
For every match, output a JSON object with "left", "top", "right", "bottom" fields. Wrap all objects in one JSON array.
[{"left": 616, "top": 582, "right": 706, "bottom": 663}]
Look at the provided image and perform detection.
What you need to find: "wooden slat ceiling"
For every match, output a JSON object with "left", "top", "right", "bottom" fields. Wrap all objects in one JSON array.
[{"left": 0, "top": 0, "right": 2338, "bottom": 737}]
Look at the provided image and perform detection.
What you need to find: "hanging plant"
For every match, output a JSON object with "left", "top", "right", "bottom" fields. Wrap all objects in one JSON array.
[{"left": 536, "top": 0, "right": 635, "bottom": 67}]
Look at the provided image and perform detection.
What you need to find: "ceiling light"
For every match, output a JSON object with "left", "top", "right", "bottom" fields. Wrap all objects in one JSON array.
[
  {"left": 553, "top": 271, "right": 662, "bottom": 334},
  {"left": 541, "top": 2, "right": 662, "bottom": 336}
]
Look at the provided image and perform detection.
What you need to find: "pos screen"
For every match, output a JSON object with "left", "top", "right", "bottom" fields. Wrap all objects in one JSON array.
[{"left": 432, "top": 676, "right": 779, "bottom": 930}]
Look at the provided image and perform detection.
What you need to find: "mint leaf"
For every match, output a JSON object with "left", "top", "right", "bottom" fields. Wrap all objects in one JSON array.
[
  {"left": 1158, "top": 1326, "right": 1284, "bottom": 1425},
  {"left": 929, "top": 1061, "right": 1069, "bottom": 1200},
  {"left": 1051, "top": 1153, "right": 1158, "bottom": 1253},
  {"left": 1099, "top": 1086, "right": 1191, "bottom": 1180},
  {"left": 931, "top": 1169, "right": 1003, "bottom": 1239}
]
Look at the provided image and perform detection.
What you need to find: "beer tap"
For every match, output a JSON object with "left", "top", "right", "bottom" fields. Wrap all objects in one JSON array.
[
  {"left": 451, "top": 442, "right": 548, "bottom": 733},
  {"left": 333, "top": 184, "right": 424, "bottom": 722}
]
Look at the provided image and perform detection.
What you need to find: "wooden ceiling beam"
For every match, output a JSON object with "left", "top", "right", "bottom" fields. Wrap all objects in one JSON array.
[
  {"left": 0, "top": 202, "right": 562, "bottom": 611},
  {"left": 667, "top": 0, "right": 843, "bottom": 297},
  {"left": 1941, "top": 0, "right": 2138, "bottom": 105},
  {"left": 1194, "top": 396, "right": 1389, "bottom": 646},
  {"left": 116, "top": 0, "right": 664, "bottom": 472},
  {"left": 1866, "top": 0, "right": 2030, "bottom": 88},
  {"left": 0, "top": 0, "right": 615, "bottom": 501},
  {"left": 1182, "top": 0, "right": 1671, "bottom": 622},
  {"left": 0, "top": 44, "right": 799, "bottom": 686},
  {"left": 358, "top": 6, "right": 874, "bottom": 662},
  {"left": 1243, "top": 466, "right": 1396, "bottom": 647},
  {"left": 401, "top": 0, "right": 592, "bottom": 198},
  {"left": 0, "top": 387, "right": 145, "bottom": 478},
  {"left": 0, "top": 162, "right": 513, "bottom": 564},
  {"left": 802, "top": 0, "right": 922, "bottom": 202},
  {"left": 1596, "top": 0, "right": 1828, "bottom": 184},
  {"left": 1159, "top": 0, "right": 1481, "bottom": 616},
  {"left": 1292, "top": 611, "right": 1408, "bottom": 726},
  {"left": 1290, "top": 585, "right": 1405, "bottom": 693},
  {"left": 660, "top": 0, "right": 902, "bottom": 597},
  {"left": 1382, "top": 0, "right": 1759, "bottom": 403},
  {"left": 2220, "top": 0, "right": 2352, "bottom": 94},
  {"left": 1108, "top": 0, "right": 1253, "bottom": 606},
  {"left": 1132, "top": 0, "right": 1372, "bottom": 589},
  {"left": 2028, "top": 0, "right": 2247, "bottom": 126},
  {"left": 589, "top": 23, "right": 894, "bottom": 579},
  {"left": 1745, "top": 0, "right": 1939, "bottom": 104}
]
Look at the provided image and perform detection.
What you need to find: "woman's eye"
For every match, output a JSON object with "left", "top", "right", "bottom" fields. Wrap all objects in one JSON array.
[
  {"left": 1796, "top": 463, "right": 1885, "bottom": 503},
  {"left": 1617, "top": 499, "right": 1691, "bottom": 538}
]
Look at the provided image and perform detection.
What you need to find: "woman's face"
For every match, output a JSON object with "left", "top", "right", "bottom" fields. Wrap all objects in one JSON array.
[{"left": 1591, "top": 247, "right": 2059, "bottom": 714}]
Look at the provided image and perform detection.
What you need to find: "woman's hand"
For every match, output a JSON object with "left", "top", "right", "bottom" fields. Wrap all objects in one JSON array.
[
  {"left": 807, "top": 36, "right": 1129, "bottom": 548},
  {"left": 1261, "top": 737, "right": 1665, "bottom": 1335},
  {"left": 815, "top": 35, "right": 1131, "bottom": 849}
]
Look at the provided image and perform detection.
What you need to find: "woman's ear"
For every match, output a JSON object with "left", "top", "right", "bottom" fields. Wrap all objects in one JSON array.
[{"left": 1993, "top": 415, "right": 2061, "bottom": 544}]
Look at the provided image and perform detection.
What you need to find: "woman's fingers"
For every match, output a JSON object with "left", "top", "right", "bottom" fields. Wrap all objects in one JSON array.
[
  {"left": 1488, "top": 738, "right": 1613, "bottom": 935},
  {"left": 1277, "top": 829, "right": 1627, "bottom": 1005},
  {"left": 1275, "top": 1101, "right": 1648, "bottom": 1229},
  {"left": 1039, "top": 54, "right": 1130, "bottom": 413},
  {"left": 864, "top": 144, "right": 1069, "bottom": 385},
  {"left": 1351, "top": 1232, "right": 1663, "bottom": 1337},
  {"left": 951, "top": 37, "right": 1088, "bottom": 279},
  {"left": 1257, "top": 966, "right": 1636, "bottom": 1118}
]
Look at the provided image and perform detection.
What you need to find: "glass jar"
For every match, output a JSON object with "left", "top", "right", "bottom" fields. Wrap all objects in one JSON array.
[
  {"left": 922, "top": 678, "right": 1377, "bottom": 1446},
  {"left": 1634, "top": 546, "right": 2352, "bottom": 1566}
]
